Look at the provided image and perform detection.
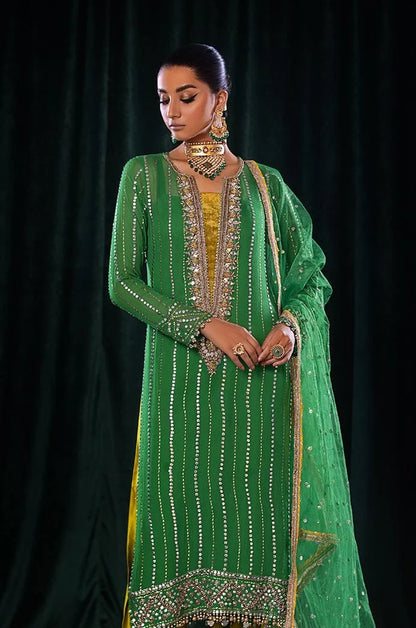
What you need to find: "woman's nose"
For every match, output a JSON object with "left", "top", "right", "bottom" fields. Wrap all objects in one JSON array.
[{"left": 168, "top": 100, "right": 180, "bottom": 119}]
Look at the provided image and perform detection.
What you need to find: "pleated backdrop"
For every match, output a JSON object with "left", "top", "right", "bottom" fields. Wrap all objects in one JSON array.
[{"left": 0, "top": 1, "right": 414, "bottom": 626}]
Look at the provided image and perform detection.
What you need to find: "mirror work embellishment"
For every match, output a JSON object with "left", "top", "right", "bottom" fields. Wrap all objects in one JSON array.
[
  {"left": 177, "top": 174, "right": 242, "bottom": 374},
  {"left": 128, "top": 567, "right": 288, "bottom": 628}
]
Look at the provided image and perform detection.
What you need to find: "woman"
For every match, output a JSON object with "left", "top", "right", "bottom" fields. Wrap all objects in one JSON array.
[{"left": 109, "top": 44, "right": 375, "bottom": 628}]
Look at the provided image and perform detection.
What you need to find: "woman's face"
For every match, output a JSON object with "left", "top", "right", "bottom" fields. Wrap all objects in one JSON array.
[{"left": 157, "top": 65, "right": 226, "bottom": 143}]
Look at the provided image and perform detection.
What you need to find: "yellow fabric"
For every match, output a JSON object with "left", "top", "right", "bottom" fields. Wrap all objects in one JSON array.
[
  {"left": 200, "top": 192, "right": 221, "bottom": 295},
  {"left": 122, "top": 412, "right": 141, "bottom": 628}
]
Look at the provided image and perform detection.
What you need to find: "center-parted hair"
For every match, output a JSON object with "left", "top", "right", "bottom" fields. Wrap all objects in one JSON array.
[{"left": 159, "top": 43, "right": 232, "bottom": 94}]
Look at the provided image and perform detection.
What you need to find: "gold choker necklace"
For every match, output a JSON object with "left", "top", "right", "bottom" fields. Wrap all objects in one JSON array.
[{"left": 184, "top": 141, "right": 226, "bottom": 180}]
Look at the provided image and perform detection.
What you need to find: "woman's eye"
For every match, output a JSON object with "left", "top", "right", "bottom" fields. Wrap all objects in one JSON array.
[{"left": 159, "top": 95, "right": 196, "bottom": 105}]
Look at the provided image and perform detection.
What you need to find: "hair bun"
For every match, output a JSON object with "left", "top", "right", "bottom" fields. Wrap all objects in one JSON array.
[{"left": 160, "top": 43, "right": 231, "bottom": 95}]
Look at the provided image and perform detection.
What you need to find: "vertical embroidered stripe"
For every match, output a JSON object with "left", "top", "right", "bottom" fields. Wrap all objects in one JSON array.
[
  {"left": 259, "top": 367, "right": 266, "bottom": 573},
  {"left": 244, "top": 369, "right": 254, "bottom": 571},
  {"left": 121, "top": 186, "right": 127, "bottom": 274},
  {"left": 232, "top": 368, "right": 241, "bottom": 570},
  {"left": 145, "top": 329, "right": 157, "bottom": 586},
  {"left": 265, "top": 248, "right": 277, "bottom": 323},
  {"left": 242, "top": 171, "right": 254, "bottom": 333},
  {"left": 132, "top": 170, "right": 140, "bottom": 268},
  {"left": 135, "top": 332, "right": 152, "bottom": 589},
  {"left": 113, "top": 172, "right": 167, "bottom": 317},
  {"left": 182, "top": 350, "right": 191, "bottom": 572},
  {"left": 280, "top": 370, "right": 289, "bottom": 557},
  {"left": 269, "top": 368, "right": 278, "bottom": 574},
  {"left": 143, "top": 156, "right": 156, "bottom": 285},
  {"left": 156, "top": 346, "right": 168, "bottom": 582},
  {"left": 285, "top": 367, "right": 292, "bottom": 558},
  {"left": 207, "top": 375, "right": 216, "bottom": 569},
  {"left": 219, "top": 359, "right": 229, "bottom": 569},
  {"left": 136, "top": 336, "right": 150, "bottom": 588},
  {"left": 167, "top": 165, "right": 175, "bottom": 295},
  {"left": 242, "top": 171, "right": 255, "bottom": 572},
  {"left": 169, "top": 343, "right": 179, "bottom": 574},
  {"left": 195, "top": 362, "right": 203, "bottom": 568}
]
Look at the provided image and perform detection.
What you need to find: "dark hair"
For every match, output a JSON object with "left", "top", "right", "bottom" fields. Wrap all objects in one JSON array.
[{"left": 160, "top": 43, "right": 232, "bottom": 94}]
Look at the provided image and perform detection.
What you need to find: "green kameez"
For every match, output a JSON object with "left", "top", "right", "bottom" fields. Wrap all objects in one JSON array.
[{"left": 108, "top": 153, "right": 375, "bottom": 628}]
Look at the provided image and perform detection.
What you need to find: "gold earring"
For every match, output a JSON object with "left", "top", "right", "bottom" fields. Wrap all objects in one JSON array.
[{"left": 209, "top": 109, "right": 229, "bottom": 142}]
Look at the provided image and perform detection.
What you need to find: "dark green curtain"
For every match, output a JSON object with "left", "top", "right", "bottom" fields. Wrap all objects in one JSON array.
[{"left": 1, "top": 1, "right": 413, "bottom": 626}]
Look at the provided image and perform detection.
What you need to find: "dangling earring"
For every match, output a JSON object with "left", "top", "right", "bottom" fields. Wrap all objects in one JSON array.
[
  {"left": 209, "top": 109, "right": 229, "bottom": 142},
  {"left": 171, "top": 135, "right": 178, "bottom": 145}
]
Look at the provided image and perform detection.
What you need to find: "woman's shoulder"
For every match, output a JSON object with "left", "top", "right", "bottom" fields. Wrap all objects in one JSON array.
[
  {"left": 120, "top": 152, "right": 167, "bottom": 178},
  {"left": 244, "top": 159, "right": 287, "bottom": 197},
  {"left": 248, "top": 160, "right": 284, "bottom": 184}
]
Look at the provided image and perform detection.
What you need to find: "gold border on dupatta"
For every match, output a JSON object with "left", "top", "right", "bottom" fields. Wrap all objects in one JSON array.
[
  {"left": 245, "top": 161, "right": 282, "bottom": 316},
  {"left": 246, "top": 161, "right": 303, "bottom": 628}
]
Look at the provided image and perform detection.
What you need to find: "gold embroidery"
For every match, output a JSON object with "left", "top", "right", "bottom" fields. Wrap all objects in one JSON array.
[
  {"left": 296, "top": 529, "right": 339, "bottom": 594},
  {"left": 245, "top": 161, "right": 282, "bottom": 316},
  {"left": 129, "top": 567, "right": 288, "bottom": 628},
  {"left": 175, "top": 167, "right": 242, "bottom": 374}
]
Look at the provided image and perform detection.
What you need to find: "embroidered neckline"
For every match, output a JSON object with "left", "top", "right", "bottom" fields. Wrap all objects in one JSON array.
[{"left": 165, "top": 155, "right": 243, "bottom": 374}]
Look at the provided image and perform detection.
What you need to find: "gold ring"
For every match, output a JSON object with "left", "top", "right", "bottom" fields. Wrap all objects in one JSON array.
[
  {"left": 271, "top": 344, "right": 285, "bottom": 359},
  {"left": 232, "top": 342, "right": 245, "bottom": 356}
]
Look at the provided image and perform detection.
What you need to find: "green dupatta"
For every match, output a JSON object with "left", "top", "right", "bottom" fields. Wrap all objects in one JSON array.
[{"left": 254, "top": 162, "right": 374, "bottom": 627}]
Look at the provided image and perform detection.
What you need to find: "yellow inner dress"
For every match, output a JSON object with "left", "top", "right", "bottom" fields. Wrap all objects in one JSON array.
[{"left": 200, "top": 191, "right": 221, "bottom": 295}]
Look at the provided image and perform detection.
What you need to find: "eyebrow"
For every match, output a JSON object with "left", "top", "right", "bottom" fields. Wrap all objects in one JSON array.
[{"left": 157, "top": 84, "right": 198, "bottom": 93}]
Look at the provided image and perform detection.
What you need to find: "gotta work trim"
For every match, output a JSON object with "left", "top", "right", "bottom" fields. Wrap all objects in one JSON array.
[
  {"left": 245, "top": 161, "right": 282, "bottom": 317},
  {"left": 128, "top": 567, "right": 289, "bottom": 628}
]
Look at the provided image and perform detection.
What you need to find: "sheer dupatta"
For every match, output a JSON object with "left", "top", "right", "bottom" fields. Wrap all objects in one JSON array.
[{"left": 249, "top": 161, "right": 374, "bottom": 627}]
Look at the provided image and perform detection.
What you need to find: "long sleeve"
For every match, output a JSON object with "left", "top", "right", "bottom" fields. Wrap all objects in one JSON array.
[{"left": 108, "top": 157, "right": 212, "bottom": 346}]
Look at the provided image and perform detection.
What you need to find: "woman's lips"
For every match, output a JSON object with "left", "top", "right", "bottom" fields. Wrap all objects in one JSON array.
[{"left": 170, "top": 124, "right": 185, "bottom": 130}]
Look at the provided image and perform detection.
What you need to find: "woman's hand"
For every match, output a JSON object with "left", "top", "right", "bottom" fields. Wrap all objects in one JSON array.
[
  {"left": 258, "top": 323, "right": 295, "bottom": 367},
  {"left": 200, "top": 318, "right": 262, "bottom": 371}
]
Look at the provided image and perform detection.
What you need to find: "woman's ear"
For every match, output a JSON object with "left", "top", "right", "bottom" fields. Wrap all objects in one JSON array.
[{"left": 215, "top": 89, "right": 228, "bottom": 112}]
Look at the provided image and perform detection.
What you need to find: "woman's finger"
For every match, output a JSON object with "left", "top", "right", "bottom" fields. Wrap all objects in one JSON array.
[
  {"left": 260, "top": 342, "right": 294, "bottom": 366},
  {"left": 242, "top": 329, "right": 262, "bottom": 357},
  {"left": 240, "top": 347, "right": 257, "bottom": 370},
  {"left": 260, "top": 325, "right": 295, "bottom": 362},
  {"left": 227, "top": 350, "right": 246, "bottom": 370},
  {"left": 230, "top": 340, "right": 257, "bottom": 371},
  {"left": 260, "top": 331, "right": 286, "bottom": 354},
  {"left": 258, "top": 344, "right": 274, "bottom": 361},
  {"left": 260, "top": 340, "right": 288, "bottom": 361}
]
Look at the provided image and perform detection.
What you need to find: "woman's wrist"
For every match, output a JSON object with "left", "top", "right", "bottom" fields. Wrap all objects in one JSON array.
[
  {"left": 188, "top": 315, "right": 215, "bottom": 347},
  {"left": 274, "top": 317, "right": 298, "bottom": 356},
  {"left": 275, "top": 317, "right": 296, "bottom": 336},
  {"left": 199, "top": 316, "right": 220, "bottom": 337},
  {"left": 199, "top": 317, "right": 213, "bottom": 331}
]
